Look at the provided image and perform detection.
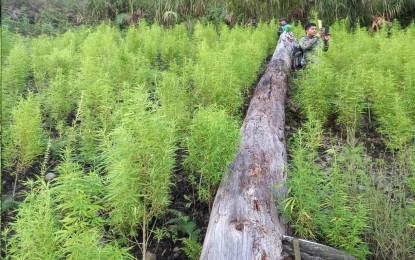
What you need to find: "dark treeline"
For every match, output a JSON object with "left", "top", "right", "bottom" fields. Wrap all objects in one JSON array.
[{"left": 2, "top": 0, "right": 415, "bottom": 35}]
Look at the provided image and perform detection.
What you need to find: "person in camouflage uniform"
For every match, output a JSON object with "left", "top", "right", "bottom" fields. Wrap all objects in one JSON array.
[
  {"left": 298, "top": 22, "right": 331, "bottom": 64},
  {"left": 291, "top": 22, "right": 332, "bottom": 70}
]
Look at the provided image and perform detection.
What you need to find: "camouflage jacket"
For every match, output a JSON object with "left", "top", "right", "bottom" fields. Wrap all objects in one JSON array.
[{"left": 298, "top": 35, "right": 329, "bottom": 53}]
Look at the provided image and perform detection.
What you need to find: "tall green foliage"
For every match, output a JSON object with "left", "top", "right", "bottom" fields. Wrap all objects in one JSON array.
[
  {"left": 8, "top": 93, "right": 45, "bottom": 167},
  {"left": 120, "top": 26, "right": 155, "bottom": 86},
  {"left": 133, "top": 21, "right": 163, "bottom": 66},
  {"left": 31, "top": 35, "right": 57, "bottom": 89},
  {"left": 403, "top": 51, "right": 415, "bottom": 118},
  {"left": 366, "top": 181, "right": 415, "bottom": 259},
  {"left": 2, "top": 21, "right": 278, "bottom": 259},
  {"left": 102, "top": 87, "right": 176, "bottom": 254},
  {"left": 31, "top": 31, "right": 80, "bottom": 90},
  {"left": 1, "top": 40, "right": 30, "bottom": 124},
  {"left": 6, "top": 180, "right": 62, "bottom": 260},
  {"left": 5, "top": 155, "right": 132, "bottom": 259},
  {"left": 287, "top": 20, "right": 415, "bottom": 259},
  {"left": 59, "top": 228, "right": 132, "bottom": 260},
  {"left": 293, "top": 61, "right": 335, "bottom": 125},
  {"left": 76, "top": 24, "right": 122, "bottom": 163},
  {"left": 282, "top": 116, "right": 325, "bottom": 239},
  {"left": 319, "top": 145, "right": 370, "bottom": 258},
  {"left": 41, "top": 70, "right": 78, "bottom": 126},
  {"left": 192, "top": 21, "right": 276, "bottom": 115},
  {"left": 3, "top": 93, "right": 45, "bottom": 197},
  {"left": 1, "top": 26, "right": 17, "bottom": 61},
  {"left": 283, "top": 116, "right": 370, "bottom": 258},
  {"left": 184, "top": 107, "right": 240, "bottom": 202},
  {"left": 160, "top": 24, "right": 194, "bottom": 66},
  {"left": 52, "top": 150, "right": 105, "bottom": 234},
  {"left": 156, "top": 71, "right": 192, "bottom": 135},
  {"left": 294, "top": 20, "right": 415, "bottom": 149},
  {"left": 51, "top": 149, "right": 131, "bottom": 259}
]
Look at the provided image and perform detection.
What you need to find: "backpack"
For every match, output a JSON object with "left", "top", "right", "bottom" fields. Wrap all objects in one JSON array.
[{"left": 291, "top": 44, "right": 306, "bottom": 70}]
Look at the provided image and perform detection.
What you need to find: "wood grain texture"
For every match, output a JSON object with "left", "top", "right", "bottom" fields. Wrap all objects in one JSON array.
[
  {"left": 282, "top": 236, "right": 356, "bottom": 260},
  {"left": 200, "top": 32, "right": 296, "bottom": 260}
]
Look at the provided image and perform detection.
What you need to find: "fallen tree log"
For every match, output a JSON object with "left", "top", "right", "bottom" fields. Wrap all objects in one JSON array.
[
  {"left": 200, "top": 32, "right": 296, "bottom": 260},
  {"left": 282, "top": 236, "right": 356, "bottom": 260}
]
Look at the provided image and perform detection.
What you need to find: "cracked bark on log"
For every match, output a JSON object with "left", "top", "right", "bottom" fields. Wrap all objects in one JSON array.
[{"left": 200, "top": 32, "right": 296, "bottom": 260}]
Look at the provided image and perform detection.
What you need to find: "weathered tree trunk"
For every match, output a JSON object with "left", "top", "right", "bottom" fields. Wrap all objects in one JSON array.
[{"left": 200, "top": 32, "right": 296, "bottom": 260}]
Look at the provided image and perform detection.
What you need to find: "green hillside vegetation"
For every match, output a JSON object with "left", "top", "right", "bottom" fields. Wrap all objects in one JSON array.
[
  {"left": 283, "top": 21, "right": 415, "bottom": 259},
  {"left": 1, "top": 21, "right": 276, "bottom": 259},
  {"left": 1, "top": 5, "right": 414, "bottom": 259}
]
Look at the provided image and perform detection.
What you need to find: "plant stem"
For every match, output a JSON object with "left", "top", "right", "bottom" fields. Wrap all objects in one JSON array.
[{"left": 142, "top": 209, "right": 147, "bottom": 260}]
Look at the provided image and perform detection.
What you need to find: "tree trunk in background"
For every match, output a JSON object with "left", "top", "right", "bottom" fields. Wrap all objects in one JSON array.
[{"left": 200, "top": 32, "right": 296, "bottom": 260}]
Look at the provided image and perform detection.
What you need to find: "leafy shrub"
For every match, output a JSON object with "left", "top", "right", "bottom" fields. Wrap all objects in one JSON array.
[
  {"left": 7, "top": 180, "right": 62, "bottom": 259},
  {"left": 192, "top": 41, "right": 244, "bottom": 114},
  {"left": 369, "top": 71, "right": 414, "bottom": 150},
  {"left": 3, "top": 93, "right": 45, "bottom": 191},
  {"left": 403, "top": 58, "right": 415, "bottom": 118},
  {"left": 184, "top": 107, "right": 240, "bottom": 202},
  {"left": 319, "top": 145, "right": 370, "bottom": 258},
  {"left": 160, "top": 24, "right": 194, "bottom": 66},
  {"left": 1, "top": 40, "right": 29, "bottom": 94},
  {"left": 53, "top": 155, "right": 131, "bottom": 259},
  {"left": 192, "top": 22, "right": 274, "bottom": 115},
  {"left": 76, "top": 24, "right": 122, "bottom": 162},
  {"left": 40, "top": 69, "right": 78, "bottom": 126},
  {"left": 60, "top": 228, "right": 132, "bottom": 260},
  {"left": 282, "top": 115, "right": 325, "bottom": 239},
  {"left": 133, "top": 21, "right": 163, "bottom": 66},
  {"left": 156, "top": 71, "right": 192, "bottom": 136},
  {"left": 52, "top": 149, "right": 105, "bottom": 234},
  {"left": 283, "top": 114, "right": 370, "bottom": 258},
  {"left": 1, "top": 26, "right": 17, "bottom": 61},
  {"left": 293, "top": 61, "right": 336, "bottom": 124},
  {"left": 192, "top": 22, "right": 218, "bottom": 48},
  {"left": 6, "top": 152, "right": 132, "bottom": 260},
  {"left": 30, "top": 35, "right": 57, "bottom": 89},
  {"left": 1, "top": 40, "right": 30, "bottom": 124},
  {"left": 102, "top": 87, "right": 176, "bottom": 254},
  {"left": 334, "top": 65, "right": 367, "bottom": 142}
]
